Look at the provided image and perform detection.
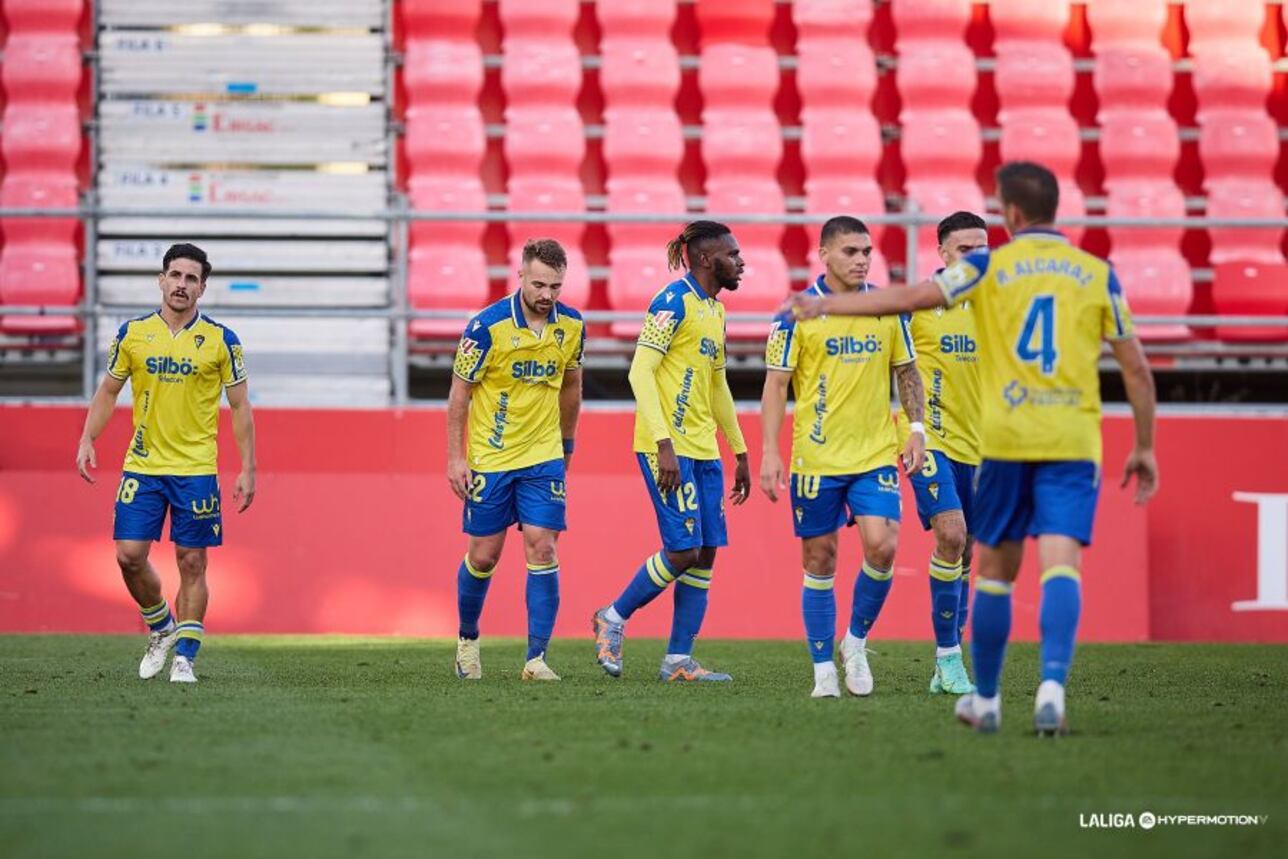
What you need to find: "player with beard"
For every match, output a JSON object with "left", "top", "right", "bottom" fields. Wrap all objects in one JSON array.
[{"left": 593, "top": 221, "right": 752, "bottom": 682}]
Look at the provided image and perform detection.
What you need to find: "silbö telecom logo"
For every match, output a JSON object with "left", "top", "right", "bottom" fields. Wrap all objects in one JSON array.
[{"left": 1079, "top": 811, "right": 1268, "bottom": 830}]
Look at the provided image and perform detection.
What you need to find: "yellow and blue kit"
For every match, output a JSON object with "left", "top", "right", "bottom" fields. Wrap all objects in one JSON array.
[
  {"left": 632, "top": 273, "right": 746, "bottom": 551},
  {"left": 106, "top": 311, "right": 246, "bottom": 547},
  {"left": 452, "top": 292, "right": 585, "bottom": 535},
  {"left": 766, "top": 276, "right": 915, "bottom": 537},
  {"left": 898, "top": 282, "right": 982, "bottom": 530},
  {"left": 932, "top": 227, "right": 1136, "bottom": 546}
]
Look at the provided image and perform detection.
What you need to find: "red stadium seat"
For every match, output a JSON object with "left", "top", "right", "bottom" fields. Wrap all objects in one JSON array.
[
  {"left": 0, "top": 2, "right": 84, "bottom": 334},
  {"left": 499, "top": 0, "right": 588, "bottom": 308},
  {"left": 697, "top": 3, "right": 788, "bottom": 321},
  {"left": 892, "top": 0, "right": 984, "bottom": 280},
  {"left": 402, "top": 0, "right": 489, "bottom": 337},
  {"left": 794, "top": 0, "right": 888, "bottom": 283},
  {"left": 0, "top": 244, "right": 80, "bottom": 335},
  {"left": 598, "top": 1, "right": 685, "bottom": 335},
  {"left": 1089, "top": 0, "right": 1190, "bottom": 339},
  {"left": 1188, "top": 0, "right": 1284, "bottom": 271},
  {"left": 1210, "top": 261, "right": 1288, "bottom": 341},
  {"left": 992, "top": 0, "right": 1084, "bottom": 243}
]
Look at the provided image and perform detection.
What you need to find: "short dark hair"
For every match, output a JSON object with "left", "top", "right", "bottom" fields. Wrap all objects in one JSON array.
[
  {"left": 996, "top": 161, "right": 1059, "bottom": 224},
  {"left": 162, "top": 243, "right": 211, "bottom": 280},
  {"left": 521, "top": 238, "right": 568, "bottom": 271},
  {"left": 936, "top": 211, "right": 988, "bottom": 245},
  {"left": 666, "top": 220, "right": 733, "bottom": 271},
  {"left": 819, "top": 215, "right": 870, "bottom": 246}
]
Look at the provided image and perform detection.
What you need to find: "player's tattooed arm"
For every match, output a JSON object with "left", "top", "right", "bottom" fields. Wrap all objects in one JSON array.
[
  {"left": 895, "top": 362, "right": 924, "bottom": 423},
  {"left": 895, "top": 362, "right": 927, "bottom": 475}
]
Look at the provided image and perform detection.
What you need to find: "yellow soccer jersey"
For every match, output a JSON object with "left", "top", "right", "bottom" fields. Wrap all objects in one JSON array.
[
  {"left": 933, "top": 227, "right": 1135, "bottom": 464},
  {"left": 106, "top": 311, "right": 247, "bottom": 476},
  {"left": 453, "top": 292, "right": 585, "bottom": 472},
  {"left": 766, "top": 277, "right": 916, "bottom": 476},
  {"left": 632, "top": 274, "right": 727, "bottom": 460},
  {"left": 901, "top": 297, "right": 982, "bottom": 465}
]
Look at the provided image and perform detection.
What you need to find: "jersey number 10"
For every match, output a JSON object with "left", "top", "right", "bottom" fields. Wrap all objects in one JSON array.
[{"left": 1015, "top": 294, "right": 1058, "bottom": 375}]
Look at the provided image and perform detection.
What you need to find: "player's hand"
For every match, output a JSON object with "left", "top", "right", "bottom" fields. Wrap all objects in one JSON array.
[
  {"left": 75, "top": 438, "right": 97, "bottom": 484},
  {"left": 447, "top": 457, "right": 472, "bottom": 501},
  {"left": 1121, "top": 447, "right": 1158, "bottom": 505},
  {"left": 759, "top": 450, "right": 785, "bottom": 502},
  {"left": 655, "top": 440, "right": 681, "bottom": 494},
  {"left": 779, "top": 292, "right": 825, "bottom": 321},
  {"left": 234, "top": 470, "right": 256, "bottom": 513},
  {"left": 730, "top": 453, "right": 751, "bottom": 506},
  {"left": 901, "top": 432, "right": 926, "bottom": 477}
]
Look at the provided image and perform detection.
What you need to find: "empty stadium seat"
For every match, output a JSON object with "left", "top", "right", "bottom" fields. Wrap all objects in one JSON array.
[
  {"left": 697, "top": 2, "right": 787, "bottom": 326},
  {"left": 892, "top": 0, "right": 984, "bottom": 280},
  {"left": 498, "top": 0, "right": 589, "bottom": 309},
  {"left": 0, "top": 0, "right": 84, "bottom": 335},
  {"left": 599, "top": 1, "right": 686, "bottom": 334},
  {"left": 1089, "top": 0, "right": 1190, "bottom": 339},
  {"left": 403, "top": 0, "right": 489, "bottom": 336},
  {"left": 1211, "top": 261, "right": 1288, "bottom": 341},
  {"left": 991, "top": 0, "right": 1085, "bottom": 242},
  {"left": 795, "top": 0, "right": 888, "bottom": 284},
  {"left": 1188, "top": 0, "right": 1285, "bottom": 269}
]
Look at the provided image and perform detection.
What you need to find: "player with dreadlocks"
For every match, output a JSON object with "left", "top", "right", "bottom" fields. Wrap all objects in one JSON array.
[{"left": 592, "top": 220, "right": 752, "bottom": 682}]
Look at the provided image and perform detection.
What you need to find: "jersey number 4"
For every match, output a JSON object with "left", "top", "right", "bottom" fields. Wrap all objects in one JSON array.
[{"left": 1015, "top": 295, "right": 1058, "bottom": 375}]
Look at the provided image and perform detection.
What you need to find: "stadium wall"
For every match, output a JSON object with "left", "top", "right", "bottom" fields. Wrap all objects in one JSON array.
[{"left": 0, "top": 406, "right": 1285, "bottom": 643}]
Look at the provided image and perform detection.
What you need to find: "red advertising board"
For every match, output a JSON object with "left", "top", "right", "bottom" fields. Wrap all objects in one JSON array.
[{"left": 0, "top": 405, "right": 1283, "bottom": 642}]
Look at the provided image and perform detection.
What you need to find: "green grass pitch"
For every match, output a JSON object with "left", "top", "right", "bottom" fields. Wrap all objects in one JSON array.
[{"left": 1, "top": 635, "right": 1284, "bottom": 858}]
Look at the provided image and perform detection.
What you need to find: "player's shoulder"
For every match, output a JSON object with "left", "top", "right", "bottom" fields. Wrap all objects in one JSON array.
[
  {"left": 198, "top": 313, "right": 241, "bottom": 346},
  {"left": 117, "top": 310, "right": 157, "bottom": 340},
  {"left": 645, "top": 277, "right": 691, "bottom": 321},
  {"left": 554, "top": 301, "right": 583, "bottom": 323},
  {"left": 464, "top": 295, "right": 514, "bottom": 339}
]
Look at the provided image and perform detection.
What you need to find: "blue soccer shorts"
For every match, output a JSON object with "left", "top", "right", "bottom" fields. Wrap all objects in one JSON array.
[
  {"left": 463, "top": 458, "right": 567, "bottom": 536},
  {"left": 909, "top": 449, "right": 977, "bottom": 531},
  {"left": 972, "top": 459, "right": 1101, "bottom": 547},
  {"left": 113, "top": 472, "right": 223, "bottom": 548},
  {"left": 637, "top": 453, "right": 727, "bottom": 552},
  {"left": 789, "top": 465, "right": 902, "bottom": 539}
]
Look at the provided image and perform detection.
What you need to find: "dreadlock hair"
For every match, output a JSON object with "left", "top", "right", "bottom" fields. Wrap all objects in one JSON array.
[{"left": 665, "top": 220, "right": 732, "bottom": 271}]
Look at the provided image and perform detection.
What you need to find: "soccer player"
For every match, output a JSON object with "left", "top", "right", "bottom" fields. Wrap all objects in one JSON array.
[
  {"left": 75, "top": 243, "right": 256, "bottom": 684},
  {"left": 592, "top": 220, "right": 751, "bottom": 682},
  {"left": 787, "top": 162, "right": 1158, "bottom": 734},
  {"left": 760, "top": 216, "right": 927, "bottom": 699},
  {"left": 447, "top": 238, "right": 585, "bottom": 682},
  {"left": 899, "top": 211, "right": 989, "bottom": 696}
]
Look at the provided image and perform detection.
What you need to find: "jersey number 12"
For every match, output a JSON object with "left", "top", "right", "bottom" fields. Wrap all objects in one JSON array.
[{"left": 1016, "top": 295, "right": 1057, "bottom": 375}]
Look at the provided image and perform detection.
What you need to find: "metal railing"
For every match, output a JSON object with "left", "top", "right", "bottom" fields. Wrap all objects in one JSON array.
[{"left": 1, "top": 203, "right": 1285, "bottom": 404}]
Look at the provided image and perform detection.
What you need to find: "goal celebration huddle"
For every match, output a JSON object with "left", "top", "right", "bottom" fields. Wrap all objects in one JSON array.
[{"left": 81, "top": 161, "right": 1159, "bottom": 737}]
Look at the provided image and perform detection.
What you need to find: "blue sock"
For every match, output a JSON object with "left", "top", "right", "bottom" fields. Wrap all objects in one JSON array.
[
  {"left": 802, "top": 572, "right": 836, "bottom": 663},
  {"left": 667, "top": 567, "right": 711, "bottom": 655},
  {"left": 971, "top": 580, "right": 1013, "bottom": 698},
  {"left": 612, "top": 551, "right": 675, "bottom": 620},
  {"left": 457, "top": 557, "right": 493, "bottom": 640},
  {"left": 174, "top": 621, "right": 204, "bottom": 660},
  {"left": 929, "top": 555, "right": 964, "bottom": 648},
  {"left": 958, "top": 564, "right": 971, "bottom": 642},
  {"left": 139, "top": 599, "right": 175, "bottom": 632},
  {"left": 525, "top": 561, "right": 560, "bottom": 660},
  {"left": 849, "top": 561, "right": 894, "bottom": 638},
  {"left": 1039, "top": 566, "right": 1082, "bottom": 685}
]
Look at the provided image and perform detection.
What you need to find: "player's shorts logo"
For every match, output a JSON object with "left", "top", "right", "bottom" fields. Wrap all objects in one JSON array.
[
  {"left": 684, "top": 517, "right": 695, "bottom": 535},
  {"left": 191, "top": 495, "right": 220, "bottom": 516},
  {"left": 550, "top": 481, "right": 566, "bottom": 501},
  {"left": 212, "top": 524, "right": 220, "bottom": 536},
  {"left": 878, "top": 472, "right": 899, "bottom": 491},
  {"left": 929, "top": 483, "right": 939, "bottom": 500},
  {"left": 795, "top": 506, "right": 804, "bottom": 523}
]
